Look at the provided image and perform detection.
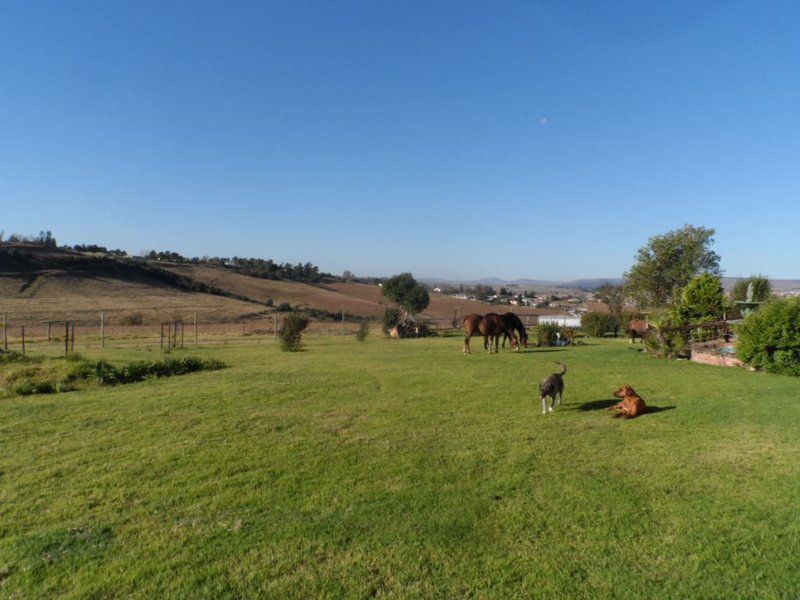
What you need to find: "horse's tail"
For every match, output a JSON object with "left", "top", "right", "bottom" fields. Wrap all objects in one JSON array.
[{"left": 557, "top": 362, "right": 567, "bottom": 376}]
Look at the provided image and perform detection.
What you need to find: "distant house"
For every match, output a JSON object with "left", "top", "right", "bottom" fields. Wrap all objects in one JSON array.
[{"left": 433, "top": 287, "right": 442, "bottom": 293}]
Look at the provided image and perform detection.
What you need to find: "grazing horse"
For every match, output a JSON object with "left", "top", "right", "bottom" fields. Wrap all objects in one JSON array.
[
  {"left": 501, "top": 312, "right": 529, "bottom": 351},
  {"left": 463, "top": 313, "right": 517, "bottom": 354},
  {"left": 628, "top": 319, "right": 654, "bottom": 343}
]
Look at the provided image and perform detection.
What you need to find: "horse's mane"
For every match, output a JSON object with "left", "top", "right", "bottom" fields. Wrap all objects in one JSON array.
[{"left": 503, "top": 312, "right": 528, "bottom": 341}]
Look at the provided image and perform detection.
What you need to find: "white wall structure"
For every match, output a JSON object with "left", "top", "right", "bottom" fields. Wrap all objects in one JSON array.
[{"left": 538, "top": 315, "right": 582, "bottom": 328}]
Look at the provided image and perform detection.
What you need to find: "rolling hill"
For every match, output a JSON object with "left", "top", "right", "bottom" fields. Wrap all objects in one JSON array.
[{"left": 0, "top": 246, "right": 560, "bottom": 326}]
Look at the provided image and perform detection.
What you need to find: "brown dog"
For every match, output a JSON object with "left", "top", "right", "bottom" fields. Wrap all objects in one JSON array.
[{"left": 608, "top": 385, "right": 647, "bottom": 419}]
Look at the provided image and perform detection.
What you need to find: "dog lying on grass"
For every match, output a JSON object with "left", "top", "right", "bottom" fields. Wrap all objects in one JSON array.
[
  {"left": 539, "top": 363, "right": 566, "bottom": 414},
  {"left": 608, "top": 385, "right": 647, "bottom": 419}
]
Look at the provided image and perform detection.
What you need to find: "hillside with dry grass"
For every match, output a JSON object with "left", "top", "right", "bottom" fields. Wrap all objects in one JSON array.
[{"left": 0, "top": 246, "right": 561, "bottom": 326}]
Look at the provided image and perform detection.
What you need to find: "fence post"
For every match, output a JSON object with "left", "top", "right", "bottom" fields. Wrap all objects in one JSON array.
[
  {"left": 47, "top": 321, "right": 52, "bottom": 341},
  {"left": 341, "top": 310, "right": 345, "bottom": 336},
  {"left": 100, "top": 312, "right": 105, "bottom": 348},
  {"left": 160, "top": 322, "right": 164, "bottom": 349},
  {"left": 2, "top": 313, "right": 7, "bottom": 351},
  {"left": 274, "top": 314, "right": 278, "bottom": 342},
  {"left": 65, "top": 321, "right": 69, "bottom": 356},
  {"left": 21, "top": 325, "right": 25, "bottom": 355},
  {"left": 194, "top": 313, "right": 198, "bottom": 346},
  {"left": 181, "top": 321, "right": 185, "bottom": 348},
  {"left": 71, "top": 322, "right": 75, "bottom": 351}
]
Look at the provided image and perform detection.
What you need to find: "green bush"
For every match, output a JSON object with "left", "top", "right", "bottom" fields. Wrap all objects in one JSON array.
[
  {"left": 355, "top": 321, "right": 369, "bottom": 342},
  {"left": 280, "top": 314, "right": 309, "bottom": 351},
  {"left": 535, "top": 323, "right": 561, "bottom": 347},
  {"left": 581, "top": 312, "right": 618, "bottom": 337},
  {"left": 737, "top": 298, "right": 800, "bottom": 375},
  {"left": 277, "top": 302, "right": 293, "bottom": 312}
]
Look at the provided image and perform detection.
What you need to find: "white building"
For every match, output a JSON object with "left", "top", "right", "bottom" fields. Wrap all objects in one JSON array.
[{"left": 538, "top": 315, "right": 582, "bottom": 328}]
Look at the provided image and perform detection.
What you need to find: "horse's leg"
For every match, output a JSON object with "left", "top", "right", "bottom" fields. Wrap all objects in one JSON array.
[
  {"left": 464, "top": 332, "right": 471, "bottom": 354},
  {"left": 541, "top": 396, "right": 548, "bottom": 415}
]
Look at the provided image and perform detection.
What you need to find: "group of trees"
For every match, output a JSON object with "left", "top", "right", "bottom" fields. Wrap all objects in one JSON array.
[
  {"left": 381, "top": 272, "right": 430, "bottom": 336},
  {"left": 0, "top": 230, "right": 57, "bottom": 248}
]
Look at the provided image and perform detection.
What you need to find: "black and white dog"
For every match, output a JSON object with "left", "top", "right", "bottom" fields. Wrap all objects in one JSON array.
[{"left": 539, "top": 363, "right": 566, "bottom": 414}]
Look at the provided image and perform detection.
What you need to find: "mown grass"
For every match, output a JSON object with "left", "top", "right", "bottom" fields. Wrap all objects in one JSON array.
[{"left": 2, "top": 337, "right": 800, "bottom": 598}]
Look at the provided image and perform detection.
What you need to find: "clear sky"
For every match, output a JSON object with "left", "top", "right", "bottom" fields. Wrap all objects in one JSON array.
[{"left": 2, "top": 1, "right": 799, "bottom": 280}]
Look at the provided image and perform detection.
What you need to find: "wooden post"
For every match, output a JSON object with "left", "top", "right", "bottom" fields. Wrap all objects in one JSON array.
[
  {"left": 71, "top": 322, "right": 75, "bottom": 351},
  {"left": 160, "top": 322, "right": 164, "bottom": 349},
  {"left": 194, "top": 313, "right": 198, "bottom": 346},
  {"left": 65, "top": 321, "right": 69, "bottom": 356},
  {"left": 21, "top": 326, "right": 25, "bottom": 355},
  {"left": 181, "top": 321, "right": 185, "bottom": 348},
  {"left": 274, "top": 314, "right": 278, "bottom": 341},
  {"left": 341, "top": 310, "right": 345, "bottom": 336},
  {"left": 100, "top": 312, "right": 105, "bottom": 348},
  {"left": 47, "top": 321, "right": 52, "bottom": 341},
  {"left": 2, "top": 313, "right": 7, "bottom": 351}
]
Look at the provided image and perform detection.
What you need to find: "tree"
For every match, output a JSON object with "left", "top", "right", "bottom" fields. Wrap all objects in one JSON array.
[
  {"left": 625, "top": 225, "right": 721, "bottom": 307},
  {"left": 381, "top": 273, "right": 430, "bottom": 316},
  {"left": 595, "top": 283, "right": 625, "bottom": 334},
  {"left": 678, "top": 274, "right": 725, "bottom": 321},
  {"left": 730, "top": 275, "right": 772, "bottom": 303}
]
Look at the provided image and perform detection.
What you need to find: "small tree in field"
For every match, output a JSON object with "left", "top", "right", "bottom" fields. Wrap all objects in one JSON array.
[
  {"left": 355, "top": 321, "right": 369, "bottom": 341},
  {"left": 279, "top": 314, "right": 309, "bottom": 351},
  {"left": 381, "top": 273, "right": 430, "bottom": 335}
]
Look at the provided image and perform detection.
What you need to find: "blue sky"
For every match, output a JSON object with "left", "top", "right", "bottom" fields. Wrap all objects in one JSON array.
[{"left": 2, "top": 1, "right": 799, "bottom": 280}]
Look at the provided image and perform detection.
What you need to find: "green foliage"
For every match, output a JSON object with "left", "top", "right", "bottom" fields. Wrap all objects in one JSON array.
[
  {"left": 595, "top": 283, "right": 625, "bottom": 322},
  {"left": 381, "top": 273, "right": 430, "bottom": 315},
  {"left": 581, "top": 312, "right": 618, "bottom": 337},
  {"left": 279, "top": 314, "right": 309, "bottom": 351},
  {"left": 625, "top": 224, "right": 721, "bottom": 308},
  {"left": 678, "top": 274, "right": 725, "bottom": 322},
  {"left": 276, "top": 302, "right": 293, "bottom": 312},
  {"left": 730, "top": 276, "right": 772, "bottom": 302},
  {"left": 737, "top": 298, "right": 800, "bottom": 375},
  {"left": 535, "top": 323, "right": 561, "bottom": 347},
  {"left": 382, "top": 308, "right": 401, "bottom": 335},
  {"left": 2, "top": 355, "right": 225, "bottom": 397},
  {"left": 645, "top": 310, "right": 689, "bottom": 359},
  {"left": 355, "top": 321, "right": 369, "bottom": 342}
]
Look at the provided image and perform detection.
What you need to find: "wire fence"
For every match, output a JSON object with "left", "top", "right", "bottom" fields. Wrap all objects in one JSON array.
[{"left": 0, "top": 312, "right": 481, "bottom": 356}]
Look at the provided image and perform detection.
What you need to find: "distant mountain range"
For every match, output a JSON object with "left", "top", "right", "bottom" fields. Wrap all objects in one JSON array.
[{"left": 422, "top": 276, "right": 800, "bottom": 292}]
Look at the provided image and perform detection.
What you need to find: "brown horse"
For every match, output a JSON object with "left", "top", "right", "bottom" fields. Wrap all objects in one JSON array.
[
  {"left": 500, "top": 312, "right": 529, "bottom": 352},
  {"left": 463, "top": 313, "right": 517, "bottom": 354},
  {"left": 628, "top": 319, "right": 655, "bottom": 343}
]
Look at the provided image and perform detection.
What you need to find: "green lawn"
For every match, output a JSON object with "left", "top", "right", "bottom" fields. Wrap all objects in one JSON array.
[{"left": 3, "top": 337, "right": 800, "bottom": 598}]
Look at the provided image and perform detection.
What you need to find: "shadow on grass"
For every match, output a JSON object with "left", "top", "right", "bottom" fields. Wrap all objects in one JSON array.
[{"left": 576, "top": 399, "right": 676, "bottom": 415}]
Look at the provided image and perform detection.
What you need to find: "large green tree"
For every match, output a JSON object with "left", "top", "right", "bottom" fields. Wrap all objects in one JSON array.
[
  {"left": 625, "top": 225, "right": 721, "bottom": 307},
  {"left": 381, "top": 273, "right": 430, "bottom": 316}
]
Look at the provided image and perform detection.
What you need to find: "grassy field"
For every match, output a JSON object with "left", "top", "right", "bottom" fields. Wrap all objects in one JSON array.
[{"left": 3, "top": 337, "right": 800, "bottom": 598}]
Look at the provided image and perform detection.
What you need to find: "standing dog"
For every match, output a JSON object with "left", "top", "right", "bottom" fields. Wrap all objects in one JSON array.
[
  {"left": 539, "top": 363, "right": 567, "bottom": 414},
  {"left": 608, "top": 385, "right": 647, "bottom": 419}
]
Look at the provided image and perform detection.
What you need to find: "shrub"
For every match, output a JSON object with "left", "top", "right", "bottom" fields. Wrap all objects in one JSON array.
[
  {"left": 280, "top": 314, "right": 309, "bottom": 351},
  {"left": 265, "top": 299, "right": 274, "bottom": 307},
  {"left": 535, "top": 323, "right": 561, "bottom": 347},
  {"left": 382, "top": 308, "right": 401, "bottom": 335},
  {"left": 355, "top": 321, "right": 369, "bottom": 341},
  {"left": 581, "top": 312, "right": 618, "bottom": 337},
  {"left": 645, "top": 310, "right": 689, "bottom": 359},
  {"left": 119, "top": 313, "right": 144, "bottom": 326},
  {"left": 737, "top": 298, "right": 800, "bottom": 375},
  {"left": 277, "top": 302, "right": 293, "bottom": 312}
]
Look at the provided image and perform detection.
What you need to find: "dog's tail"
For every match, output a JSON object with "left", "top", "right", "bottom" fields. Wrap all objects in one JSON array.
[{"left": 556, "top": 362, "right": 567, "bottom": 376}]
